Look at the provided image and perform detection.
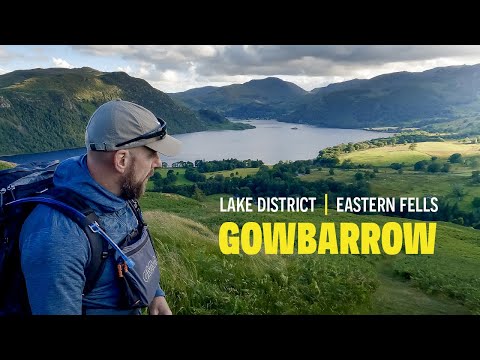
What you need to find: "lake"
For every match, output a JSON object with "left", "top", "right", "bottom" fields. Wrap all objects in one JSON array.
[{"left": 0, "top": 120, "right": 393, "bottom": 165}]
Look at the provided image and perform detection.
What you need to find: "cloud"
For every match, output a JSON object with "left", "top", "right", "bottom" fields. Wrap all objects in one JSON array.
[
  {"left": 52, "top": 57, "right": 73, "bottom": 68},
  {"left": 73, "top": 45, "right": 225, "bottom": 73},
  {"left": 69, "top": 45, "right": 480, "bottom": 92},
  {"left": 72, "top": 45, "right": 135, "bottom": 57},
  {"left": 117, "top": 65, "right": 133, "bottom": 73},
  {"left": 72, "top": 45, "right": 480, "bottom": 76},
  {"left": 192, "top": 45, "right": 480, "bottom": 77}
]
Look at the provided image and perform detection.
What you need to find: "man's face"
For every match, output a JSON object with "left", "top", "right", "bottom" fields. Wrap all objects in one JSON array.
[{"left": 120, "top": 146, "right": 161, "bottom": 200}]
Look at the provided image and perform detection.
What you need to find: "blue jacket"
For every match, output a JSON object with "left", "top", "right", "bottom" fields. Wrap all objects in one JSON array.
[{"left": 19, "top": 155, "right": 165, "bottom": 315}]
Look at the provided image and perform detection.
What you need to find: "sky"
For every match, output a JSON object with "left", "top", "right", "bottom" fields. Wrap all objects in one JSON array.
[{"left": 2, "top": 45, "right": 480, "bottom": 93}]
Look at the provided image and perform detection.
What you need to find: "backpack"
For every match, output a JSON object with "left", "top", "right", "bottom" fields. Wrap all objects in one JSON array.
[{"left": 0, "top": 160, "right": 109, "bottom": 315}]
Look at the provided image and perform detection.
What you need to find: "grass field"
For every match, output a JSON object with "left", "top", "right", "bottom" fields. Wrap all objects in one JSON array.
[
  {"left": 302, "top": 168, "right": 480, "bottom": 211},
  {"left": 203, "top": 167, "right": 260, "bottom": 178},
  {"left": 140, "top": 192, "right": 480, "bottom": 315},
  {"left": 340, "top": 141, "right": 480, "bottom": 166},
  {"left": 152, "top": 168, "right": 193, "bottom": 186},
  {"left": 306, "top": 140, "right": 480, "bottom": 212}
]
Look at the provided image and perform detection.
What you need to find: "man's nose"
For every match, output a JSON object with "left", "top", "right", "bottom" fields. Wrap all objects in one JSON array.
[{"left": 153, "top": 152, "right": 162, "bottom": 168}]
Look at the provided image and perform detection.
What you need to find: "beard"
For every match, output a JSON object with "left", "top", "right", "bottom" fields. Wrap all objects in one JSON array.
[{"left": 120, "top": 163, "right": 148, "bottom": 200}]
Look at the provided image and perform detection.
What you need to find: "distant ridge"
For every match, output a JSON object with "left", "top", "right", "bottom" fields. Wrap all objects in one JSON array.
[{"left": 171, "top": 63, "right": 480, "bottom": 134}]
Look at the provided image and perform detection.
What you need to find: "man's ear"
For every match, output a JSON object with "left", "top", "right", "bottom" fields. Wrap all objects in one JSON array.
[{"left": 113, "top": 149, "right": 130, "bottom": 173}]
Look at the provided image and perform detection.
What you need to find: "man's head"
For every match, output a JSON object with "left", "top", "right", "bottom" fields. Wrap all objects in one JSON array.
[
  {"left": 85, "top": 100, "right": 182, "bottom": 200},
  {"left": 85, "top": 99, "right": 181, "bottom": 155}
]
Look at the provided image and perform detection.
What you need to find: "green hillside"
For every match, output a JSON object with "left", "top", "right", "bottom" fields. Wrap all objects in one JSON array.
[
  {"left": 284, "top": 64, "right": 480, "bottom": 129},
  {"left": 0, "top": 67, "right": 251, "bottom": 155},
  {"left": 140, "top": 141, "right": 480, "bottom": 314},
  {"left": 140, "top": 192, "right": 479, "bottom": 314},
  {"left": 340, "top": 141, "right": 480, "bottom": 166}
]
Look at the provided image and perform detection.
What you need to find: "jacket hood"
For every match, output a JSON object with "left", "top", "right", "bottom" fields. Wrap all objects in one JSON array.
[{"left": 53, "top": 154, "right": 126, "bottom": 213}]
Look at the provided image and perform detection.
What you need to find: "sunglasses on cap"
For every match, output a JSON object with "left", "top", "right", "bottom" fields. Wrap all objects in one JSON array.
[{"left": 115, "top": 117, "right": 167, "bottom": 148}]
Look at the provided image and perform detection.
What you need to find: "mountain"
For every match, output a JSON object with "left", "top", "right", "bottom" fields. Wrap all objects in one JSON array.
[
  {"left": 309, "top": 78, "right": 368, "bottom": 95},
  {"left": 171, "top": 64, "right": 480, "bottom": 133},
  {"left": 0, "top": 67, "right": 251, "bottom": 155},
  {"left": 170, "top": 77, "right": 308, "bottom": 118},
  {"left": 282, "top": 64, "right": 480, "bottom": 129}
]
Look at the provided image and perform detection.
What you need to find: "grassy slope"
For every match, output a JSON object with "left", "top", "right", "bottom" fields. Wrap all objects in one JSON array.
[
  {"left": 0, "top": 68, "right": 250, "bottom": 155},
  {"left": 140, "top": 192, "right": 479, "bottom": 314},
  {"left": 305, "top": 141, "right": 480, "bottom": 212},
  {"left": 303, "top": 168, "right": 480, "bottom": 212},
  {"left": 340, "top": 141, "right": 480, "bottom": 166}
]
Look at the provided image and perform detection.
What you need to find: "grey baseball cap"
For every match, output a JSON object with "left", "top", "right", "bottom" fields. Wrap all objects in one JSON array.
[{"left": 85, "top": 99, "right": 182, "bottom": 156}]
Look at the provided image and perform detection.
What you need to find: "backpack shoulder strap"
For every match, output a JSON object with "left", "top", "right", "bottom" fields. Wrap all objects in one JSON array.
[
  {"left": 44, "top": 188, "right": 109, "bottom": 296},
  {"left": 127, "top": 199, "right": 146, "bottom": 226}
]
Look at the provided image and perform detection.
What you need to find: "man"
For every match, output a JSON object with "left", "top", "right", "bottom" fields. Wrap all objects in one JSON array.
[{"left": 19, "top": 99, "right": 182, "bottom": 314}]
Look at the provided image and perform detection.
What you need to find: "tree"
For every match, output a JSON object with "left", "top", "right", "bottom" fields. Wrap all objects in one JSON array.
[
  {"left": 441, "top": 163, "right": 451, "bottom": 173},
  {"left": 192, "top": 185, "right": 206, "bottom": 202},
  {"left": 409, "top": 143, "right": 417, "bottom": 151},
  {"left": 472, "top": 197, "right": 480, "bottom": 208},
  {"left": 152, "top": 173, "right": 163, "bottom": 192},
  {"left": 166, "top": 169, "right": 177, "bottom": 184},
  {"left": 414, "top": 160, "right": 428, "bottom": 171},
  {"left": 427, "top": 162, "right": 442, "bottom": 173},
  {"left": 354, "top": 172, "right": 364, "bottom": 181},
  {"left": 472, "top": 170, "right": 480, "bottom": 183},
  {"left": 448, "top": 153, "right": 463, "bottom": 164}
]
